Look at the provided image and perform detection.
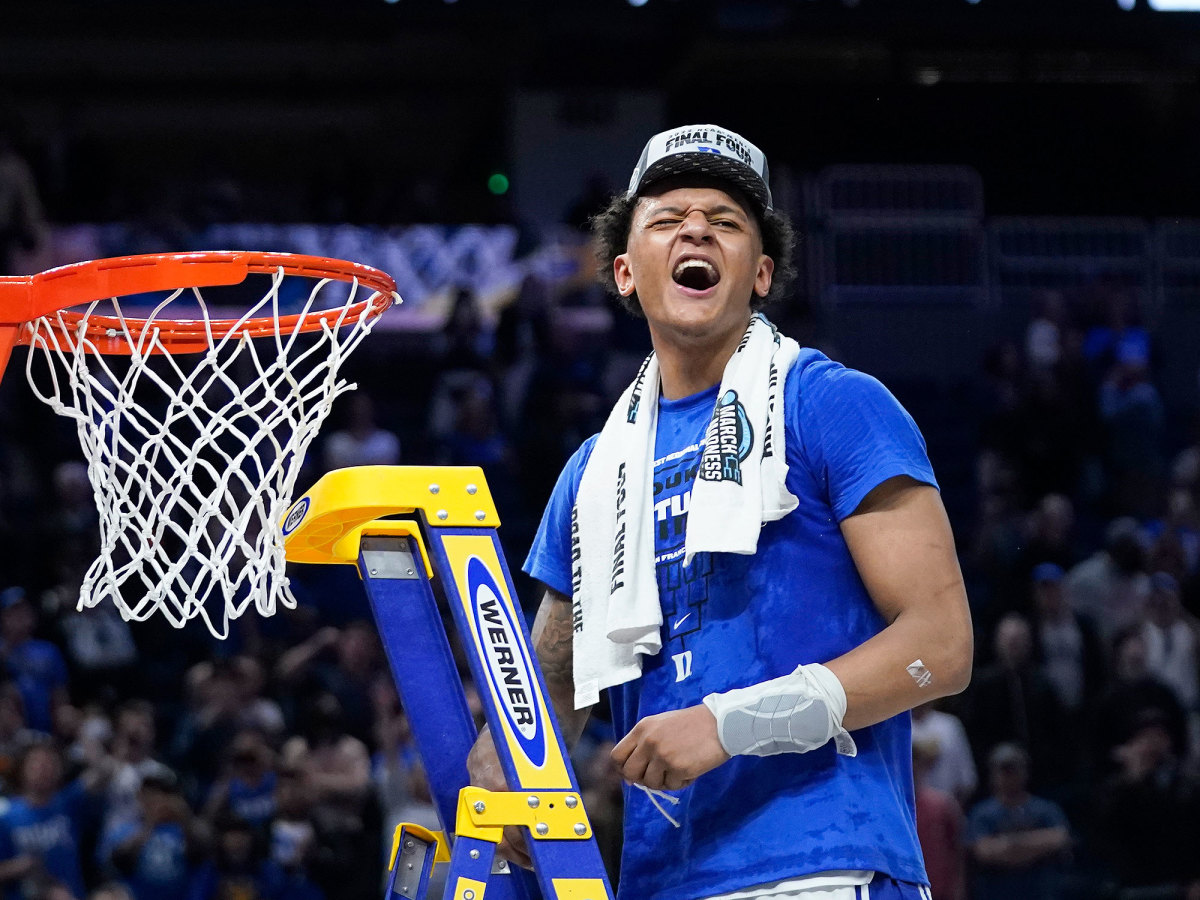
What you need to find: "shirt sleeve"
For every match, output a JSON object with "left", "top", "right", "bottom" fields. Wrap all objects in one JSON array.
[
  {"left": 1032, "top": 798, "right": 1069, "bottom": 830},
  {"left": 963, "top": 802, "right": 997, "bottom": 844},
  {"left": 522, "top": 436, "right": 598, "bottom": 598},
  {"left": 45, "top": 643, "right": 69, "bottom": 691},
  {"left": 59, "top": 780, "right": 87, "bottom": 820},
  {"left": 0, "top": 816, "right": 15, "bottom": 862},
  {"left": 790, "top": 357, "right": 938, "bottom": 522}
]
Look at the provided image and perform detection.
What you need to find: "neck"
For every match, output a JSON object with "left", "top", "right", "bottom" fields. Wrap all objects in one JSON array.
[
  {"left": 650, "top": 315, "right": 752, "bottom": 400},
  {"left": 997, "top": 789, "right": 1028, "bottom": 808},
  {"left": 25, "top": 788, "right": 52, "bottom": 806}
]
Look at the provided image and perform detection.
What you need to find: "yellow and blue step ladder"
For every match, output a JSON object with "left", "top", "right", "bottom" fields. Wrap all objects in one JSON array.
[{"left": 281, "top": 466, "right": 615, "bottom": 900}]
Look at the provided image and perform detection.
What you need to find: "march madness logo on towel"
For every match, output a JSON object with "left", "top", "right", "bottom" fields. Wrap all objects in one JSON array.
[{"left": 700, "top": 390, "right": 753, "bottom": 485}]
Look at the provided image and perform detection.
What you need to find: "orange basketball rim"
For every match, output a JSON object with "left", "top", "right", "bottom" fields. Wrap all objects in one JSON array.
[{"left": 0, "top": 250, "right": 398, "bottom": 378}]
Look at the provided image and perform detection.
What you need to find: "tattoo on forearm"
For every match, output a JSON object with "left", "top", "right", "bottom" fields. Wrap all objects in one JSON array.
[
  {"left": 533, "top": 594, "right": 574, "bottom": 690},
  {"left": 531, "top": 591, "right": 590, "bottom": 743}
]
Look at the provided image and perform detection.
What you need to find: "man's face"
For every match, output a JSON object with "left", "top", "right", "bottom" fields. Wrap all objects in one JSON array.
[
  {"left": 22, "top": 746, "right": 61, "bottom": 795},
  {"left": 1, "top": 602, "right": 34, "bottom": 642},
  {"left": 614, "top": 184, "right": 773, "bottom": 347}
]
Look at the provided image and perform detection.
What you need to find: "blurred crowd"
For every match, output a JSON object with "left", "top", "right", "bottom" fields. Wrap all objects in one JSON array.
[{"left": 2, "top": 128, "right": 1200, "bottom": 900}]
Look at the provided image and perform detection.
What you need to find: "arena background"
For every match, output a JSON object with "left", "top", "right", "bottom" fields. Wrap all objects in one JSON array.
[{"left": 0, "top": 2, "right": 1198, "bottom": 899}]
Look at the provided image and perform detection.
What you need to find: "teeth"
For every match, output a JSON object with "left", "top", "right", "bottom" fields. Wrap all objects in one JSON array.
[{"left": 672, "top": 258, "right": 718, "bottom": 284}]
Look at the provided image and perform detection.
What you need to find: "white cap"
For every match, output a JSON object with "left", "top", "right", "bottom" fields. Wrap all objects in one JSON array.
[{"left": 626, "top": 124, "right": 772, "bottom": 213}]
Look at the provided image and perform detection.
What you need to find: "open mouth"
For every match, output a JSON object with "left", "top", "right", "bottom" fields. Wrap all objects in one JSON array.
[{"left": 672, "top": 258, "right": 720, "bottom": 291}]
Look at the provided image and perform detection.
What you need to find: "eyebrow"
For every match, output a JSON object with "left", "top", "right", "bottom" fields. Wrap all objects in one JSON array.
[{"left": 647, "top": 203, "right": 748, "bottom": 220}]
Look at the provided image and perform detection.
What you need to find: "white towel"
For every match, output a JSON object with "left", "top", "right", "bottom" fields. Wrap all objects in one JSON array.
[{"left": 570, "top": 314, "right": 800, "bottom": 709}]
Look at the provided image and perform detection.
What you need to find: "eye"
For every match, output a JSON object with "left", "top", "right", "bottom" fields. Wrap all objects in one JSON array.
[{"left": 712, "top": 219, "right": 741, "bottom": 230}]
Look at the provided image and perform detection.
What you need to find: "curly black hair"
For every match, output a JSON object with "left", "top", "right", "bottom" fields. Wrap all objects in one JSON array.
[{"left": 589, "top": 178, "right": 797, "bottom": 317}]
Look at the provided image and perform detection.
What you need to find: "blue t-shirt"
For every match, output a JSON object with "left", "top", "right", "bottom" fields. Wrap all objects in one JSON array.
[
  {"left": 2, "top": 640, "right": 68, "bottom": 734},
  {"left": 225, "top": 773, "right": 277, "bottom": 830},
  {"left": 0, "top": 781, "right": 87, "bottom": 900},
  {"left": 105, "top": 821, "right": 191, "bottom": 900},
  {"left": 965, "top": 795, "right": 1068, "bottom": 900},
  {"left": 525, "top": 349, "right": 937, "bottom": 900}
]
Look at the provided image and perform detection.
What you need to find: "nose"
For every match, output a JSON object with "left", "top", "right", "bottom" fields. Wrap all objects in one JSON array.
[{"left": 679, "top": 209, "right": 713, "bottom": 242}]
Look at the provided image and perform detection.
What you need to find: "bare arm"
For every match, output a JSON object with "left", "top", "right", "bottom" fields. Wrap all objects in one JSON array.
[
  {"left": 613, "top": 476, "right": 972, "bottom": 790},
  {"left": 0, "top": 856, "right": 36, "bottom": 883},
  {"left": 275, "top": 626, "right": 340, "bottom": 682},
  {"left": 529, "top": 586, "right": 593, "bottom": 746},
  {"left": 971, "top": 827, "right": 1071, "bottom": 867},
  {"left": 827, "top": 476, "right": 973, "bottom": 730},
  {"left": 308, "top": 737, "right": 371, "bottom": 800}
]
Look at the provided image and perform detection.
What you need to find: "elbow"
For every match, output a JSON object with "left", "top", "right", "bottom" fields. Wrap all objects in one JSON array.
[
  {"left": 929, "top": 616, "right": 973, "bottom": 697},
  {"left": 943, "top": 628, "right": 974, "bottom": 696},
  {"left": 938, "top": 587, "right": 975, "bottom": 696}
]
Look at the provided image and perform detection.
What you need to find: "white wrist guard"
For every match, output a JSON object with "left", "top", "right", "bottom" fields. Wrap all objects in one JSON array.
[{"left": 702, "top": 663, "right": 857, "bottom": 758}]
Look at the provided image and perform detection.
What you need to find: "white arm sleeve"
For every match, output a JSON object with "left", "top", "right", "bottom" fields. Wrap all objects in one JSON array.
[{"left": 702, "top": 662, "right": 857, "bottom": 758}]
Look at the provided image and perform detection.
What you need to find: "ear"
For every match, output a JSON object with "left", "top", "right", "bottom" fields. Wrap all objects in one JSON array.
[
  {"left": 754, "top": 255, "right": 775, "bottom": 299},
  {"left": 613, "top": 253, "right": 636, "bottom": 297}
]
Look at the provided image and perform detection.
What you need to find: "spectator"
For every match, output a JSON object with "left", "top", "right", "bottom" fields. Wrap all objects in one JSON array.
[
  {"left": 1030, "top": 563, "right": 1106, "bottom": 717},
  {"left": 977, "top": 342, "right": 1024, "bottom": 460},
  {"left": 100, "top": 701, "right": 173, "bottom": 848},
  {"left": 43, "top": 462, "right": 100, "bottom": 546},
  {"left": 0, "top": 587, "right": 70, "bottom": 734},
  {"left": 913, "top": 739, "right": 966, "bottom": 900},
  {"left": 320, "top": 395, "right": 400, "bottom": 473},
  {"left": 438, "top": 287, "right": 492, "bottom": 371},
  {"left": 968, "top": 453, "right": 1027, "bottom": 621},
  {"left": 280, "top": 694, "right": 377, "bottom": 900},
  {"left": 1145, "top": 487, "right": 1200, "bottom": 578},
  {"left": 1066, "top": 517, "right": 1151, "bottom": 646},
  {"left": 438, "top": 380, "right": 515, "bottom": 477},
  {"left": 281, "top": 695, "right": 370, "bottom": 818},
  {"left": 1021, "top": 495, "right": 1079, "bottom": 576},
  {"left": 57, "top": 593, "right": 138, "bottom": 709},
  {"left": 1095, "top": 711, "right": 1200, "bottom": 897},
  {"left": 910, "top": 700, "right": 978, "bottom": 807},
  {"left": 964, "top": 613, "right": 1072, "bottom": 790},
  {"left": 229, "top": 657, "right": 284, "bottom": 740},
  {"left": 1098, "top": 344, "right": 1166, "bottom": 517},
  {"left": 370, "top": 683, "right": 424, "bottom": 848},
  {"left": 492, "top": 273, "right": 553, "bottom": 430},
  {"left": 169, "top": 662, "right": 245, "bottom": 799},
  {"left": 1140, "top": 572, "right": 1200, "bottom": 716},
  {"left": 0, "top": 740, "right": 97, "bottom": 900},
  {"left": 966, "top": 743, "right": 1071, "bottom": 900},
  {"left": 1081, "top": 288, "right": 1150, "bottom": 382},
  {"left": 0, "top": 682, "right": 44, "bottom": 791},
  {"left": 1089, "top": 628, "right": 1189, "bottom": 777},
  {"left": 1012, "top": 370, "right": 1088, "bottom": 501},
  {"left": 103, "top": 770, "right": 202, "bottom": 900},
  {"left": 201, "top": 730, "right": 277, "bottom": 834},
  {"left": 186, "top": 817, "right": 283, "bottom": 900},
  {"left": 1025, "top": 291, "right": 1066, "bottom": 375},
  {"left": 268, "top": 764, "right": 324, "bottom": 900},
  {"left": 0, "top": 121, "right": 48, "bottom": 275},
  {"left": 276, "top": 624, "right": 381, "bottom": 747}
]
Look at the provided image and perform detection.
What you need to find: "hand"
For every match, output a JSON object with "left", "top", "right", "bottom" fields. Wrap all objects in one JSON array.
[
  {"left": 465, "top": 728, "right": 532, "bottom": 870},
  {"left": 611, "top": 704, "right": 730, "bottom": 791},
  {"left": 314, "top": 626, "right": 341, "bottom": 649},
  {"left": 1112, "top": 734, "right": 1156, "bottom": 781}
]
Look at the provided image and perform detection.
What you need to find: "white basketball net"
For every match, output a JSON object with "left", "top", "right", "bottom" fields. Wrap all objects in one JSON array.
[{"left": 23, "top": 269, "right": 390, "bottom": 639}]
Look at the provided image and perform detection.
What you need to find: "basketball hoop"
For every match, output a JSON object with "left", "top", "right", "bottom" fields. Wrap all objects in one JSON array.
[{"left": 0, "top": 251, "right": 399, "bottom": 638}]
